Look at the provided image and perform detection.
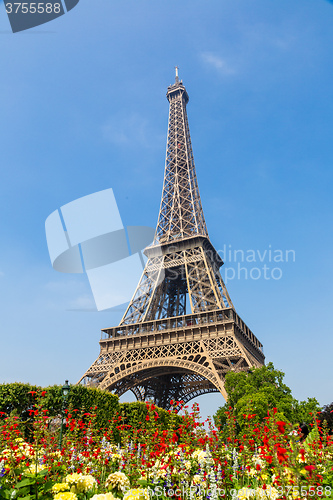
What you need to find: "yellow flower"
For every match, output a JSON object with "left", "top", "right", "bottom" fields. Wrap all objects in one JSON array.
[
  {"left": 184, "top": 460, "right": 192, "bottom": 471},
  {"left": 65, "top": 473, "right": 82, "bottom": 485},
  {"left": 281, "top": 467, "right": 293, "bottom": 480},
  {"left": 91, "top": 494, "right": 115, "bottom": 500},
  {"left": 52, "top": 483, "right": 70, "bottom": 493},
  {"left": 255, "top": 487, "right": 279, "bottom": 500},
  {"left": 65, "top": 473, "right": 97, "bottom": 493},
  {"left": 123, "top": 489, "right": 150, "bottom": 500},
  {"left": 191, "top": 450, "right": 207, "bottom": 463},
  {"left": 27, "top": 463, "right": 48, "bottom": 474},
  {"left": 236, "top": 487, "right": 256, "bottom": 500},
  {"left": 192, "top": 475, "right": 206, "bottom": 488},
  {"left": 54, "top": 493, "right": 78, "bottom": 500}
]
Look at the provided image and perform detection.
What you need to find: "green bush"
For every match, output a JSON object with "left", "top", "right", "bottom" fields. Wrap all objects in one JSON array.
[{"left": 0, "top": 383, "right": 181, "bottom": 442}]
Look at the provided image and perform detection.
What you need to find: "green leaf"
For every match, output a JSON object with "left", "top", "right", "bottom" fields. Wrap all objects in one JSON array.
[
  {"left": 137, "top": 480, "right": 148, "bottom": 487},
  {"left": 0, "top": 490, "right": 13, "bottom": 500},
  {"left": 17, "top": 487, "right": 31, "bottom": 496},
  {"left": 16, "top": 479, "right": 35, "bottom": 488},
  {"left": 39, "top": 480, "right": 53, "bottom": 492},
  {"left": 36, "top": 469, "right": 48, "bottom": 477}
]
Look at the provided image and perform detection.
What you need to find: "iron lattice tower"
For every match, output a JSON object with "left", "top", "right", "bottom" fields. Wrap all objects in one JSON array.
[{"left": 79, "top": 72, "right": 264, "bottom": 408}]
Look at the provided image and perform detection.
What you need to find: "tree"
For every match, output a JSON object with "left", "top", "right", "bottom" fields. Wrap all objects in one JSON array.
[
  {"left": 292, "top": 397, "right": 321, "bottom": 425},
  {"left": 214, "top": 363, "right": 321, "bottom": 433},
  {"left": 318, "top": 402, "right": 333, "bottom": 434}
]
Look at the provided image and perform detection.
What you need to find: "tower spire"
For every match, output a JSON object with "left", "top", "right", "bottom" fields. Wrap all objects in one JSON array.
[
  {"left": 175, "top": 65, "right": 179, "bottom": 83},
  {"left": 154, "top": 76, "right": 207, "bottom": 244}
]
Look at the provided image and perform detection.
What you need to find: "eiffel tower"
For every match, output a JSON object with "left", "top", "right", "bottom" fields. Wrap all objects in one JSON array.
[{"left": 79, "top": 70, "right": 265, "bottom": 408}]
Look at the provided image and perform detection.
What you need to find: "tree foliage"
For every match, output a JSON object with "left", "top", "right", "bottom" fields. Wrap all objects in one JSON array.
[
  {"left": 214, "top": 362, "right": 321, "bottom": 434},
  {"left": 318, "top": 402, "right": 333, "bottom": 433}
]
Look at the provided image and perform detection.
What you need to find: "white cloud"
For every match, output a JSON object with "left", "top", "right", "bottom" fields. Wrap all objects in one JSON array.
[{"left": 200, "top": 52, "right": 236, "bottom": 75}]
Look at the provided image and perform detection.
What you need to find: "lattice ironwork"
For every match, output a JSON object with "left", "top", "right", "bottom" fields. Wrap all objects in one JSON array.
[{"left": 79, "top": 71, "right": 265, "bottom": 407}]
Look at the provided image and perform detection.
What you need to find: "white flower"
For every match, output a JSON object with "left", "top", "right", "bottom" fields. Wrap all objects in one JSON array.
[{"left": 105, "top": 472, "right": 130, "bottom": 492}]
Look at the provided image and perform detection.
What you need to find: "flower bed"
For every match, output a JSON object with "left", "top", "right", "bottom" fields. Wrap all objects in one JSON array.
[{"left": 0, "top": 394, "right": 332, "bottom": 500}]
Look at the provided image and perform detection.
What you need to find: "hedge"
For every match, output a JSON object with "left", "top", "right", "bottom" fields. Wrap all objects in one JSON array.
[{"left": 0, "top": 383, "right": 180, "bottom": 441}]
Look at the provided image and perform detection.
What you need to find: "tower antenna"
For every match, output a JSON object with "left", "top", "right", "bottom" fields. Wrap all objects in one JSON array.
[{"left": 175, "top": 66, "right": 179, "bottom": 83}]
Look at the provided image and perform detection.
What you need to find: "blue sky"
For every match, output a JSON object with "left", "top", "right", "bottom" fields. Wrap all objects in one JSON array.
[{"left": 0, "top": 0, "right": 333, "bottom": 420}]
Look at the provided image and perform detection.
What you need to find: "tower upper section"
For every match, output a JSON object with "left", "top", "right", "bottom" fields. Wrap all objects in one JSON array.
[{"left": 153, "top": 74, "right": 208, "bottom": 245}]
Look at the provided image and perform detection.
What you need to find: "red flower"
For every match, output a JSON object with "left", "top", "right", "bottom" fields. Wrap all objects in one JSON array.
[
  {"left": 276, "top": 445, "right": 288, "bottom": 464},
  {"left": 41, "top": 391, "right": 47, "bottom": 397},
  {"left": 305, "top": 465, "right": 316, "bottom": 472},
  {"left": 262, "top": 435, "right": 269, "bottom": 447},
  {"left": 276, "top": 421, "right": 286, "bottom": 434}
]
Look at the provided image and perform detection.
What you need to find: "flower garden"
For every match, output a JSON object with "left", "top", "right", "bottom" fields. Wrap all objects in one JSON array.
[{"left": 0, "top": 382, "right": 333, "bottom": 500}]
